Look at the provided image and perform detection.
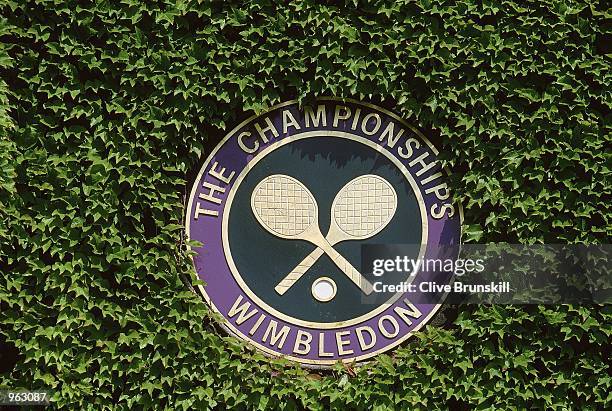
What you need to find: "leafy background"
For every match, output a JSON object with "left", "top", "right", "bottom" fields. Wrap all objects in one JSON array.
[{"left": 0, "top": 0, "right": 610, "bottom": 409}]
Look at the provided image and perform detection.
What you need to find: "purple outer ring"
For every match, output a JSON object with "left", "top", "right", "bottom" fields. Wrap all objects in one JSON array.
[{"left": 185, "top": 98, "right": 462, "bottom": 366}]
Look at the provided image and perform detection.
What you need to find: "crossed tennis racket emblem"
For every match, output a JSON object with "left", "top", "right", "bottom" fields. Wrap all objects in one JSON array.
[{"left": 251, "top": 174, "right": 397, "bottom": 296}]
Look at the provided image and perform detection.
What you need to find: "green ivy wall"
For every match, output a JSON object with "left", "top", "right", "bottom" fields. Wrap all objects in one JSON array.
[{"left": 0, "top": 0, "right": 610, "bottom": 409}]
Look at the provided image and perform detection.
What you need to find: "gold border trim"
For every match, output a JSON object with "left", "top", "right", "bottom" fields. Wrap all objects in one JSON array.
[
  {"left": 222, "top": 131, "right": 428, "bottom": 329},
  {"left": 184, "top": 98, "right": 465, "bottom": 366}
]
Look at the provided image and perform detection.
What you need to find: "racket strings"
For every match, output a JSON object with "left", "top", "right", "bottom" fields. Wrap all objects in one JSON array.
[
  {"left": 334, "top": 176, "right": 396, "bottom": 237},
  {"left": 252, "top": 175, "right": 316, "bottom": 236}
]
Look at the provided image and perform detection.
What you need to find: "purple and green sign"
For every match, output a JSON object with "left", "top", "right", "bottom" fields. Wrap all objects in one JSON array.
[{"left": 186, "top": 98, "right": 462, "bottom": 366}]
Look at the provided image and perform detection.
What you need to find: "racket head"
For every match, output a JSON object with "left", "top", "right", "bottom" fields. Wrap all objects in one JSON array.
[
  {"left": 251, "top": 174, "right": 318, "bottom": 239},
  {"left": 331, "top": 174, "right": 398, "bottom": 240}
]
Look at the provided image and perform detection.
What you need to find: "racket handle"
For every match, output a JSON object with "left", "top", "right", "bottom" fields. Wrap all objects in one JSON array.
[
  {"left": 317, "top": 242, "right": 374, "bottom": 295},
  {"left": 275, "top": 248, "right": 325, "bottom": 295}
]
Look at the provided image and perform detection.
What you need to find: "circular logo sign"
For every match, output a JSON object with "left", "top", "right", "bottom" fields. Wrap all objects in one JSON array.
[{"left": 186, "top": 98, "right": 462, "bottom": 366}]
